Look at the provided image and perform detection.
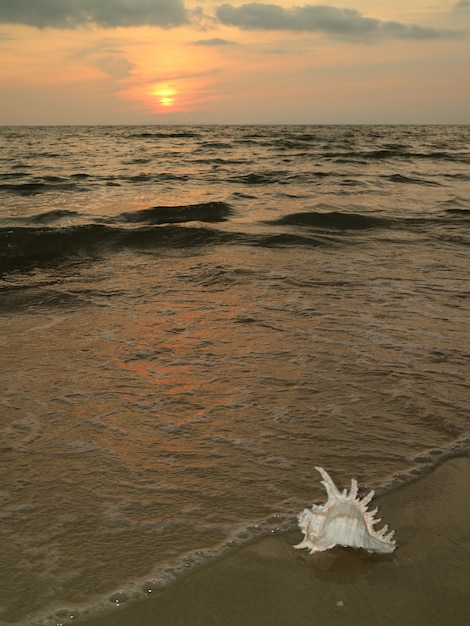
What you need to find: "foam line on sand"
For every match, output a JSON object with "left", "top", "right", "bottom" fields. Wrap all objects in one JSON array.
[{"left": 80, "top": 457, "right": 470, "bottom": 626}]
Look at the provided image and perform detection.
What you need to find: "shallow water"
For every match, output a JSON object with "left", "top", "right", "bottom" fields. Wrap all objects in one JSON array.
[{"left": 0, "top": 125, "right": 469, "bottom": 624}]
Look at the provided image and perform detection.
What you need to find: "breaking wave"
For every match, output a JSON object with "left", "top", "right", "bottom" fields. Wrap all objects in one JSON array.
[{"left": 1, "top": 200, "right": 469, "bottom": 273}]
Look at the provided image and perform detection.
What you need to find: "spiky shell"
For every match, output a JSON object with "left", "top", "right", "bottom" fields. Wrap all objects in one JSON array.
[{"left": 294, "top": 467, "right": 396, "bottom": 554}]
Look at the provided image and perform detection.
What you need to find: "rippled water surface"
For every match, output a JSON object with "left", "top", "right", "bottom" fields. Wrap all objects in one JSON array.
[{"left": 0, "top": 125, "right": 469, "bottom": 624}]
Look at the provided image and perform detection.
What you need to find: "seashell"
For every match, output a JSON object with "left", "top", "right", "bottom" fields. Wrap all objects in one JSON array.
[{"left": 294, "top": 466, "right": 396, "bottom": 554}]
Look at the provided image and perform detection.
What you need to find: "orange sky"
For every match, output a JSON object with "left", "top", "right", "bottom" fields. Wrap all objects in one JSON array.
[{"left": 0, "top": 1, "right": 469, "bottom": 124}]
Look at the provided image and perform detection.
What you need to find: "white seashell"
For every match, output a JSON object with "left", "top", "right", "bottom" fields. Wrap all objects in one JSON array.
[{"left": 294, "top": 467, "right": 396, "bottom": 554}]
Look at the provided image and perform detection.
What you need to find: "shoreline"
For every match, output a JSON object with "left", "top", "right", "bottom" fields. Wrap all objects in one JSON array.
[{"left": 79, "top": 456, "right": 470, "bottom": 626}]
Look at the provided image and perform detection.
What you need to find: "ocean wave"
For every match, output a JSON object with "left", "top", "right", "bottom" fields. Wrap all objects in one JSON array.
[
  {"left": 0, "top": 286, "right": 91, "bottom": 313},
  {"left": 384, "top": 173, "right": 444, "bottom": 186},
  {"left": 195, "top": 141, "right": 235, "bottom": 150},
  {"left": 121, "top": 172, "right": 190, "bottom": 184},
  {"left": 117, "top": 201, "right": 233, "bottom": 224},
  {"left": 321, "top": 149, "right": 470, "bottom": 165},
  {"left": 0, "top": 224, "right": 339, "bottom": 275},
  {"left": 0, "top": 171, "right": 192, "bottom": 196},
  {"left": 133, "top": 130, "right": 201, "bottom": 139},
  {"left": 255, "top": 232, "right": 331, "bottom": 247},
  {"left": 2, "top": 200, "right": 468, "bottom": 273},
  {"left": 0, "top": 223, "right": 239, "bottom": 273},
  {"left": 229, "top": 172, "right": 285, "bottom": 185},
  {"left": 0, "top": 224, "right": 113, "bottom": 272},
  {"left": 444, "top": 207, "right": 470, "bottom": 215},
  {"left": 271, "top": 210, "right": 389, "bottom": 230},
  {"left": 0, "top": 180, "right": 81, "bottom": 195},
  {"left": 29, "top": 209, "right": 82, "bottom": 224}
]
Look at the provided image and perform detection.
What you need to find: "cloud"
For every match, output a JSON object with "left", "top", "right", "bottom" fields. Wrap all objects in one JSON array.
[
  {"left": 262, "top": 47, "right": 291, "bottom": 54},
  {"left": 192, "top": 37, "right": 237, "bottom": 46},
  {"left": 0, "top": 0, "right": 188, "bottom": 29},
  {"left": 215, "top": 3, "right": 465, "bottom": 40},
  {"left": 454, "top": 0, "right": 470, "bottom": 8},
  {"left": 94, "top": 54, "right": 135, "bottom": 79},
  {"left": 68, "top": 39, "right": 136, "bottom": 79}
]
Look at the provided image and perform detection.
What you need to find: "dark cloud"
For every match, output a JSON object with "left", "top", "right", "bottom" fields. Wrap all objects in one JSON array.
[
  {"left": 0, "top": 0, "right": 188, "bottom": 29},
  {"left": 215, "top": 3, "right": 465, "bottom": 40},
  {"left": 192, "top": 37, "right": 237, "bottom": 46},
  {"left": 454, "top": 0, "right": 470, "bottom": 8}
]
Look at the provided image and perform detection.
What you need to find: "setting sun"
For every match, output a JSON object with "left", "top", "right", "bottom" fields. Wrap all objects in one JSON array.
[{"left": 151, "top": 84, "right": 177, "bottom": 107}]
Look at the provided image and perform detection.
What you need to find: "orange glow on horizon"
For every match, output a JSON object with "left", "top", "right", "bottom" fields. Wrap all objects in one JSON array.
[
  {"left": 116, "top": 31, "right": 220, "bottom": 116},
  {"left": 122, "top": 74, "right": 213, "bottom": 116}
]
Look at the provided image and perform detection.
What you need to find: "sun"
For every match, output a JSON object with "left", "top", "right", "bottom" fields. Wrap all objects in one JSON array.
[{"left": 151, "top": 84, "right": 177, "bottom": 107}]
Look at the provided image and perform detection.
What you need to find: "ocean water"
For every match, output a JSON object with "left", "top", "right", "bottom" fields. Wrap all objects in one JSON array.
[{"left": 0, "top": 125, "right": 469, "bottom": 625}]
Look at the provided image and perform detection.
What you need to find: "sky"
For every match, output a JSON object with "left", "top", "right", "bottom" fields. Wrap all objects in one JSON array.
[{"left": 0, "top": 0, "right": 469, "bottom": 124}]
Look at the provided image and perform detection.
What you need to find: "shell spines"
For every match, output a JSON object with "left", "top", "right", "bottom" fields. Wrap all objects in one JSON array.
[{"left": 294, "top": 467, "right": 396, "bottom": 554}]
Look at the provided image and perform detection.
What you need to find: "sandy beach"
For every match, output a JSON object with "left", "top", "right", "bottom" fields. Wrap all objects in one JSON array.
[{"left": 79, "top": 456, "right": 470, "bottom": 626}]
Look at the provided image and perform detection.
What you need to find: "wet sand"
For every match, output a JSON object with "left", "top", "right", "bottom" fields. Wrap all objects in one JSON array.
[{"left": 80, "top": 457, "right": 470, "bottom": 626}]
